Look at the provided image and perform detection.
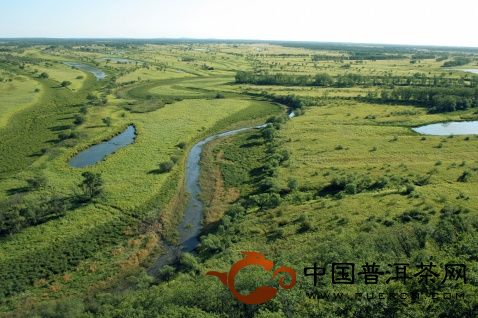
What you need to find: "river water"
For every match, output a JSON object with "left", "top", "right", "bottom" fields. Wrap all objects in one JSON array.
[
  {"left": 69, "top": 125, "right": 136, "bottom": 168},
  {"left": 64, "top": 62, "right": 106, "bottom": 80}
]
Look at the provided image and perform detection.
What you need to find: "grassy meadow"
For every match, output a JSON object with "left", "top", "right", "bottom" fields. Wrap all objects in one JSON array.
[{"left": 0, "top": 40, "right": 477, "bottom": 317}]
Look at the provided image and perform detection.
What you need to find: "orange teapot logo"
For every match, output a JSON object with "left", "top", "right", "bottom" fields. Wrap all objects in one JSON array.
[{"left": 206, "top": 251, "right": 296, "bottom": 304}]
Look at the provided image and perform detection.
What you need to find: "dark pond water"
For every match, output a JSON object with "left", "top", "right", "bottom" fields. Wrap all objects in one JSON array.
[
  {"left": 413, "top": 121, "right": 478, "bottom": 136},
  {"left": 64, "top": 62, "right": 106, "bottom": 80},
  {"left": 101, "top": 57, "right": 137, "bottom": 64},
  {"left": 69, "top": 126, "right": 136, "bottom": 168}
]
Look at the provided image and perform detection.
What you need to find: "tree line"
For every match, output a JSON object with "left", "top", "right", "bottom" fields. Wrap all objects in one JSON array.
[
  {"left": 235, "top": 71, "right": 478, "bottom": 88},
  {"left": 0, "top": 172, "right": 103, "bottom": 237},
  {"left": 368, "top": 87, "right": 478, "bottom": 112}
]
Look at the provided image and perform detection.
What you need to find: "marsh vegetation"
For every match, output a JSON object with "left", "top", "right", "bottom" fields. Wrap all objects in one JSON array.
[{"left": 0, "top": 39, "right": 477, "bottom": 317}]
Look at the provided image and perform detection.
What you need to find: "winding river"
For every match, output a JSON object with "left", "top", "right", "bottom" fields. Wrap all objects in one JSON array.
[
  {"left": 148, "top": 112, "right": 295, "bottom": 274},
  {"left": 64, "top": 62, "right": 106, "bottom": 80}
]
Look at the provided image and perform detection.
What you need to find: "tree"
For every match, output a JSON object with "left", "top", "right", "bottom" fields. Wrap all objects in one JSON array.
[
  {"left": 158, "top": 161, "right": 174, "bottom": 173},
  {"left": 313, "top": 73, "right": 334, "bottom": 86},
  {"left": 73, "top": 114, "right": 85, "bottom": 125},
  {"left": 102, "top": 117, "right": 112, "bottom": 127},
  {"left": 26, "top": 175, "right": 47, "bottom": 191},
  {"left": 60, "top": 80, "right": 72, "bottom": 88},
  {"left": 80, "top": 172, "right": 103, "bottom": 201},
  {"left": 39, "top": 72, "right": 49, "bottom": 79},
  {"left": 457, "top": 170, "right": 472, "bottom": 182}
]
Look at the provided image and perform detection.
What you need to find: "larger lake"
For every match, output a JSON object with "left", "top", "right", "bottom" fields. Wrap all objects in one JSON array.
[{"left": 413, "top": 121, "right": 478, "bottom": 136}]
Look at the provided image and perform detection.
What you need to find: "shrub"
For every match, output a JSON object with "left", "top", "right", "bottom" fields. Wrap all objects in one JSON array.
[
  {"left": 287, "top": 179, "right": 298, "bottom": 191},
  {"left": 102, "top": 117, "right": 112, "bottom": 127},
  {"left": 250, "top": 193, "right": 281, "bottom": 209},
  {"left": 457, "top": 170, "right": 472, "bottom": 182},
  {"left": 158, "top": 265, "right": 175, "bottom": 281},
  {"left": 397, "top": 209, "right": 429, "bottom": 224},
  {"left": 60, "top": 80, "right": 72, "bottom": 88},
  {"left": 26, "top": 175, "right": 47, "bottom": 191},
  {"left": 180, "top": 253, "right": 200, "bottom": 274},
  {"left": 73, "top": 114, "right": 85, "bottom": 125},
  {"left": 297, "top": 215, "right": 313, "bottom": 233},
  {"left": 200, "top": 234, "right": 225, "bottom": 254},
  {"left": 404, "top": 183, "right": 415, "bottom": 195},
  {"left": 158, "top": 161, "right": 174, "bottom": 173}
]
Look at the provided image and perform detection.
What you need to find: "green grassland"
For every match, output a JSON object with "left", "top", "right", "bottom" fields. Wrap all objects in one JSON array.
[
  {"left": 0, "top": 41, "right": 477, "bottom": 316},
  {"left": 25, "top": 61, "right": 87, "bottom": 90},
  {"left": 0, "top": 73, "right": 41, "bottom": 128}
]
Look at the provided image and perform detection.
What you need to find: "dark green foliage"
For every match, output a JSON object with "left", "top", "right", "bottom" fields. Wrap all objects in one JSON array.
[
  {"left": 403, "top": 183, "right": 415, "bottom": 195},
  {"left": 102, "top": 117, "right": 112, "bottom": 127},
  {"left": 179, "top": 253, "right": 200, "bottom": 274},
  {"left": 0, "top": 214, "right": 128, "bottom": 297},
  {"left": 26, "top": 175, "right": 47, "bottom": 191},
  {"left": 60, "top": 80, "right": 72, "bottom": 88},
  {"left": 158, "top": 265, "right": 176, "bottom": 281},
  {"left": 457, "top": 170, "right": 472, "bottom": 182},
  {"left": 0, "top": 194, "right": 73, "bottom": 236},
  {"left": 73, "top": 114, "right": 85, "bottom": 125},
  {"left": 287, "top": 178, "right": 298, "bottom": 191},
  {"left": 398, "top": 209, "right": 430, "bottom": 224},
  {"left": 36, "top": 298, "right": 85, "bottom": 318},
  {"left": 249, "top": 193, "right": 281, "bottom": 209},
  {"left": 320, "top": 172, "right": 389, "bottom": 196},
  {"left": 80, "top": 172, "right": 103, "bottom": 201},
  {"left": 313, "top": 73, "right": 334, "bottom": 86},
  {"left": 411, "top": 53, "right": 436, "bottom": 60},
  {"left": 236, "top": 71, "right": 476, "bottom": 88},
  {"left": 377, "top": 87, "right": 478, "bottom": 113},
  {"left": 177, "top": 141, "right": 187, "bottom": 149},
  {"left": 433, "top": 205, "right": 469, "bottom": 246},
  {"left": 199, "top": 233, "right": 227, "bottom": 254},
  {"left": 297, "top": 214, "right": 313, "bottom": 233},
  {"left": 158, "top": 161, "right": 174, "bottom": 173},
  {"left": 442, "top": 57, "right": 471, "bottom": 67},
  {"left": 57, "top": 130, "right": 78, "bottom": 141}
]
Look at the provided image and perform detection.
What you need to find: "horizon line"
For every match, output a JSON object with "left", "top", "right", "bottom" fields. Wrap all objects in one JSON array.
[{"left": 1, "top": 37, "right": 478, "bottom": 50}]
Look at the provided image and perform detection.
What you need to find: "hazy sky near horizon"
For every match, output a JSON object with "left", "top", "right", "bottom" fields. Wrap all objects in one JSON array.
[{"left": 1, "top": 0, "right": 477, "bottom": 47}]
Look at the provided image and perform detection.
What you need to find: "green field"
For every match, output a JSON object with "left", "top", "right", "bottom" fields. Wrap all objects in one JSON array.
[
  {"left": 0, "top": 73, "right": 41, "bottom": 128},
  {"left": 0, "top": 40, "right": 477, "bottom": 317}
]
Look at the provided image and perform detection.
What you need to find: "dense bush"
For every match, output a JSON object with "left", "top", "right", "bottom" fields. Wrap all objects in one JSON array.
[
  {"left": 377, "top": 87, "right": 478, "bottom": 112},
  {"left": 236, "top": 71, "right": 476, "bottom": 88},
  {"left": 158, "top": 161, "right": 174, "bottom": 173}
]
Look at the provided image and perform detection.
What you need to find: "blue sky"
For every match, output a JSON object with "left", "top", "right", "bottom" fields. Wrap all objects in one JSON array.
[{"left": 1, "top": 0, "right": 477, "bottom": 47}]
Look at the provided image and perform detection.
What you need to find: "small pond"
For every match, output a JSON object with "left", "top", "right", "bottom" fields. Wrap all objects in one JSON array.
[
  {"left": 101, "top": 57, "right": 138, "bottom": 64},
  {"left": 462, "top": 69, "right": 478, "bottom": 74},
  {"left": 69, "top": 125, "right": 135, "bottom": 168},
  {"left": 413, "top": 121, "right": 478, "bottom": 136}
]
